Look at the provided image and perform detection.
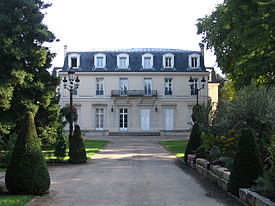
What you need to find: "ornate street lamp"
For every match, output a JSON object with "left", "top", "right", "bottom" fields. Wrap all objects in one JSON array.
[
  {"left": 189, "top": 76, "right": 206, "bottom": 105},
  {"left": 63, "top": 67, "right": 80, "bottom": 156}
]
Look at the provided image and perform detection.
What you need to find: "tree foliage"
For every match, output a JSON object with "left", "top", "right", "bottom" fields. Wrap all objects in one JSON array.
[
  {"left": 0, "top": 0, "right": 61, "bottom": 144},
  {"left": 228, "top": 128, "right": 262, "bottom": 196},
  {"left": 197, "top": 0, "right": 275, "bottom": 90},
  {"left": 5, "top": 111, "right": 50, "bottom": 195},
  {"left": 69, "top": 125, "right": 87, "bottom": 164}
]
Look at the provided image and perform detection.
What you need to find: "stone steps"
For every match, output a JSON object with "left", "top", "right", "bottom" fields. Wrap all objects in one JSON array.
[{"left": 109, "top": 132, "right": 161, "bottom": 136}]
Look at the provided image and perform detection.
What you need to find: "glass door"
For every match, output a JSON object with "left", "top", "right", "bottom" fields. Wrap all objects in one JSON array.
[
  {"left": 144, "top": 78, "right": 152, "bottom": 95},
  {"left": 119, "top": 108, "right": 128, "bottom": 131},
  {"left": 120, "top": 78, "right": 128, "bottom": 95},
  {"left": 165, "top": 109, "right": 174, "bottom": 130},
  {"left": 140, "top": 109, "right": 150, "bottom": 131}
]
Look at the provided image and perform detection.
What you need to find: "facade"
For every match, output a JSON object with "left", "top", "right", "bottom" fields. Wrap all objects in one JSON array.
[
  {"left": 57, "top": 48, "right": 209, "bottom": 136},
  {"left": 207, "top": 67, "right": 220, "bottom": 108}
]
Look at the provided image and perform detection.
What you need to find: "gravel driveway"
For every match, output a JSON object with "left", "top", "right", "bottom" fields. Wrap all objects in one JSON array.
[{"left": 25, "top": 135, "right": 243, "bottom": 206}]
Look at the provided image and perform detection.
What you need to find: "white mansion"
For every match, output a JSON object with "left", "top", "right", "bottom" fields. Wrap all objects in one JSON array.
[{"left": 56, "top": 48, "right": 215, "bottom": 136}]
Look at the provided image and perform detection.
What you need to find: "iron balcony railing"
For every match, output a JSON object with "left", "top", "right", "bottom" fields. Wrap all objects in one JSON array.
[{"left": 111, "top": 90, "right": 157, "bottom": 97}]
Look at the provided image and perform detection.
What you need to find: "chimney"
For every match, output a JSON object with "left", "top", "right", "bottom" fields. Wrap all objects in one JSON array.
[
  {"left": 199, "top": 43, "right": 205, "bottom": 67},
  {"left": 64, "top": 45, "right": 67, "bottom": 60}
]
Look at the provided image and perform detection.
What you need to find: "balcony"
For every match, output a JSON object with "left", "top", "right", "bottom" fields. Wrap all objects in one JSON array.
[{"left": 111, "top": 90, "right": 157, "bottom": 97}]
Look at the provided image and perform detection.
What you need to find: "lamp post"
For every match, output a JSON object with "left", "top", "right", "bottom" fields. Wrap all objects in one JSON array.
[
  {"left": 63, "top": 67, "right": 80, "bottom": 156},
  {"left": 189, "top": 76, "right": 206, "bottom": 105}
]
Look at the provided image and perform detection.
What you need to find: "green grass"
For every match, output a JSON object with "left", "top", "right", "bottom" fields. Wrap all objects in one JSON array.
[
  {"left": 43, "top": 140, "right": 108, "bottom": 162},
  {"left": 161, "top": 140, "right": 188, "bottom": 158},
  {"left": 0, "top": 195, "right": 33, "bottom": 206}
]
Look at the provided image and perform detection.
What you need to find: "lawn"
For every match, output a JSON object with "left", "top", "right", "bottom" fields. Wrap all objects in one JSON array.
[
  {"left": 161, "top": 140, "right": 188, "bottom": 158},
  {"left": 0, "top": 195, "right": 33, "bottom": 206},
  {"left": 43, "top": 140, "right": 108, "bottom": 162}
]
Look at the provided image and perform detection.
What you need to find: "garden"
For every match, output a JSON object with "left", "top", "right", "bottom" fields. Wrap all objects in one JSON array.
[{"left": 163, "top": 83, "right": 275, "bottom": 205}]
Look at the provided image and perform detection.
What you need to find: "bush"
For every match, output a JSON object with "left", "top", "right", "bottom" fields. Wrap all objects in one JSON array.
[
  {"left": 184, "top": 123, "right": 201, "bottom": 162},
  {"left": 69, "top": 125, "right": 87, "bottom": 164},
  {"left": 228, "top": 128, "right": 262, "bottom": 196},
  {"left": 5, "top": 111, "right": 50, "bottom": 195},
  {"left": 54, "top": 133, "right": 67, "bottom": 159}
]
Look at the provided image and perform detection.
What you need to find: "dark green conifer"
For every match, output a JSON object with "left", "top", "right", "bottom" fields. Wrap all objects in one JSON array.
[
  {"left": 69, "top": 125, "right": 87, "bottom": 164},
  {"left": 184, "top": 123, "right": 201, "bottom": 162},
  {"left": 228, "top": 128, "right": 263, "bottom": 196},
  {"left": 5, "top": 111, "right": 50, "bottom": 195}
]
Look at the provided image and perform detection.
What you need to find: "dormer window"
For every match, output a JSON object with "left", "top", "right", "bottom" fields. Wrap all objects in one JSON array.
[
  {"left": 117, "top": 53, "right": 129, "bottom": 69},
  {"left": 68, "top": 53, "right": 80, "bottom": 69},
  {"left": 94, "top": 53, "right": 106, "bottom": 68},
  {"left": 163, "top": 53, "right": 174, "bottom": 68},
  {"left": 189, "top": 53, "right": 200, "bottom": 69},
  {"left": 142, "top": 53, "right": 153, "bottom": 69}
]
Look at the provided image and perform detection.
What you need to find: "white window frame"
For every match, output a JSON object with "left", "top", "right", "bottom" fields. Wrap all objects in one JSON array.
[
  {"left": 95, "top": 108, "right": 104, "bottom": 130},
  {"left": 142, "top": 53, "right": 153, "bottom": 69},
  {"left": 96, "top": 78, "right": 104, "bottom": 95},
  {"left": 117, "top": 53, "right": 129, "bottom": 69},
  {"left": 94, "top": 53, "right": 106, "bottom": 68},
  {"left": 164, "top": 77, "right": 173, "bottom": 95},
  {"left": 68, "top": 53, "right": 80, "bottom": 69},
  {"left": 163, "top": 53, "right": 174, "bottom": 68},
  {"left": 189, "top": 53, "right": 200, "bottom": 69}
]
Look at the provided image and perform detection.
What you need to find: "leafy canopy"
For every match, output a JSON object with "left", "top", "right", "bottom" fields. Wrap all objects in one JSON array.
[{"left": 197, "top": 0, "right": 275, "bottom": 90}]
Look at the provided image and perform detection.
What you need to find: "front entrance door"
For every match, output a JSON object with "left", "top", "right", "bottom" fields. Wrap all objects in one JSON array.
[
  {"left": 119, "top": 108, "right": 128, "bottom": 131},
  {"left": 165, "top": 109, "right": 174, "bottom": 130},
  {"left": 140, "top": 109, "right": 150, "bottom": 131}
]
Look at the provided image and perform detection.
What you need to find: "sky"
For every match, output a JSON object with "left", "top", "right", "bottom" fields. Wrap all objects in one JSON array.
[{"left": 43, "top": 0, "right": 224, "bottom": 71}]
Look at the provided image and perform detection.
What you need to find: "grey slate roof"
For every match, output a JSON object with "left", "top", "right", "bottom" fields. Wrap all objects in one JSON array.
[{"left": 61, "top": 48, "right": 206, "bottom": 72}]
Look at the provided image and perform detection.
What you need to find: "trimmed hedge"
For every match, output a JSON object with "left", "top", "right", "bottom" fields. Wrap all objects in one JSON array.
[
  {"left": 5, "top": 112, "right": 50, "bottom": 195},
  {"left": 228, "top": 128, "right": 263, "bottom": 196},
  {"left": 69, "top": 125, "right": 87, "bottom": 164},
  {"left": 184, "top": 123, "right": 201, "bottom": 162}
]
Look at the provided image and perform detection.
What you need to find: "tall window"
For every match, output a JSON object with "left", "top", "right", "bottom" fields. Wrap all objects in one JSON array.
[
  {"left": 142, "top": 53, "right": 153, "bottom": 69},
  {"left": 164, "top": 78, "right": 173, "bottom": 95},
  {"left": 120, "top": 78, "right": 128, "bottom": 95},
  {"left": 95, "top": 108, "right": 104, "bottom": 130},
  {"left": 117, "top": 53, "right": 129, "bottom": 69},
  {"left": 94, "top": 53, "right": 106, "bottom": 68},
  {"left": 119, "top": 108, "right": 128, "bottom": 131},
  {"left": 96, "top": 78, "right": 104, "bottom": 95},
  {"left": 71, "top": 57, "right": 77, "bottom": 68},
  {"left": 163, "top": 53, "right": 174, "bottom": 68},
  {"left": 144, "top": 78, "right": 152, "bottom": 95},
  {"left": 191, "top": 57, "right": 198, "bottom": 68}
]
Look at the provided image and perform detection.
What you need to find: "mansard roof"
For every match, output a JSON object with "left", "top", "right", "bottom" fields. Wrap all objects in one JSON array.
[{"left": 61, "top": 48, "right": 205, "bottom": 72}]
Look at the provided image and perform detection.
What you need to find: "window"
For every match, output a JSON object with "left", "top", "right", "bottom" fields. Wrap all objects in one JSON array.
[
  {"left": 96, "top": 78, "right": 104, "bottom": 95},
  {"left": 191, "top": 78, "right": 198, "bottom": 95},
  {"left": 94, "top": 53, "right": 106, "bottom": 68},
  {"left": 142, "top": 53, "right": 153, "bottom": 69},
  {"left": 73, "top": 89, "right": 78, "bottom": 96},
  {"left": 117, "top": 53, "right": 129, "bottom": 69},
  {"left": 144, "top": 78, "right": 152, "bottom": 95},
  {"left": 164, "top": 78, "right": 173, "bottom": 95},
  {"left": 95, "top": 108, "right": 104, "bottom": 130},
  {"left": 163, "top": 53, "right": 174, "bottom": 68},
  {"left": 120, "top": 78, "right": 128, "bottom": 95},
  {"left": 68, "top": 53, "right": 80, "bottom": 68},
  {"left": 189, "top": 53, "right": 200, "bottom": 69},
  {"left": 119, "top": 108, "right": 128, "bottom": 131}
]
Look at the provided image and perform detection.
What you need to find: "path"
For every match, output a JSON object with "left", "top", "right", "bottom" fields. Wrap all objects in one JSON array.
[{"left": 25, "top": 136, "right": 243, "bottom": 206}]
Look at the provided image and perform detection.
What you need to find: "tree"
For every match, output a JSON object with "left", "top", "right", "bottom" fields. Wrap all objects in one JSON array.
[
  {"left": 5, "top": 111, "right": 50, "bottom": 195},
  {"left": 184, "top": 123, "right": 202, "bottom": 162},
  {"left": 0, "top": 0, "right": 61, "bottom": 144},
  {"left": 228, "top": 128, "right": 262, "bottom": 196},
  {"left": 197, "top": 0, "right": 275, "bottom": 90},
  {"left": 69, "top": 125, "right": 87, "bottom": 164}
]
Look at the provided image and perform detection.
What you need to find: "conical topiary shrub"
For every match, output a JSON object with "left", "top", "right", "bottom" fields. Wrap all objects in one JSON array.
[
  {"left": 228, "top": 128, "right": 263, "bottom": 196},
  {"left": 184, "top": 123, "right": 201, "bottom": 162},
  {"left": 5, "top": 111, "right": 50, "bottom": 195},
  {"left": 69, "top": 125, "right": 87, "bottom": 164}
]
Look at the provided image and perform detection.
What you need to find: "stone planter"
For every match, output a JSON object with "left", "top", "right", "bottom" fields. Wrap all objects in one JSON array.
[{"left": 239, "top": 189, "right": 275, "bottom": 206}]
